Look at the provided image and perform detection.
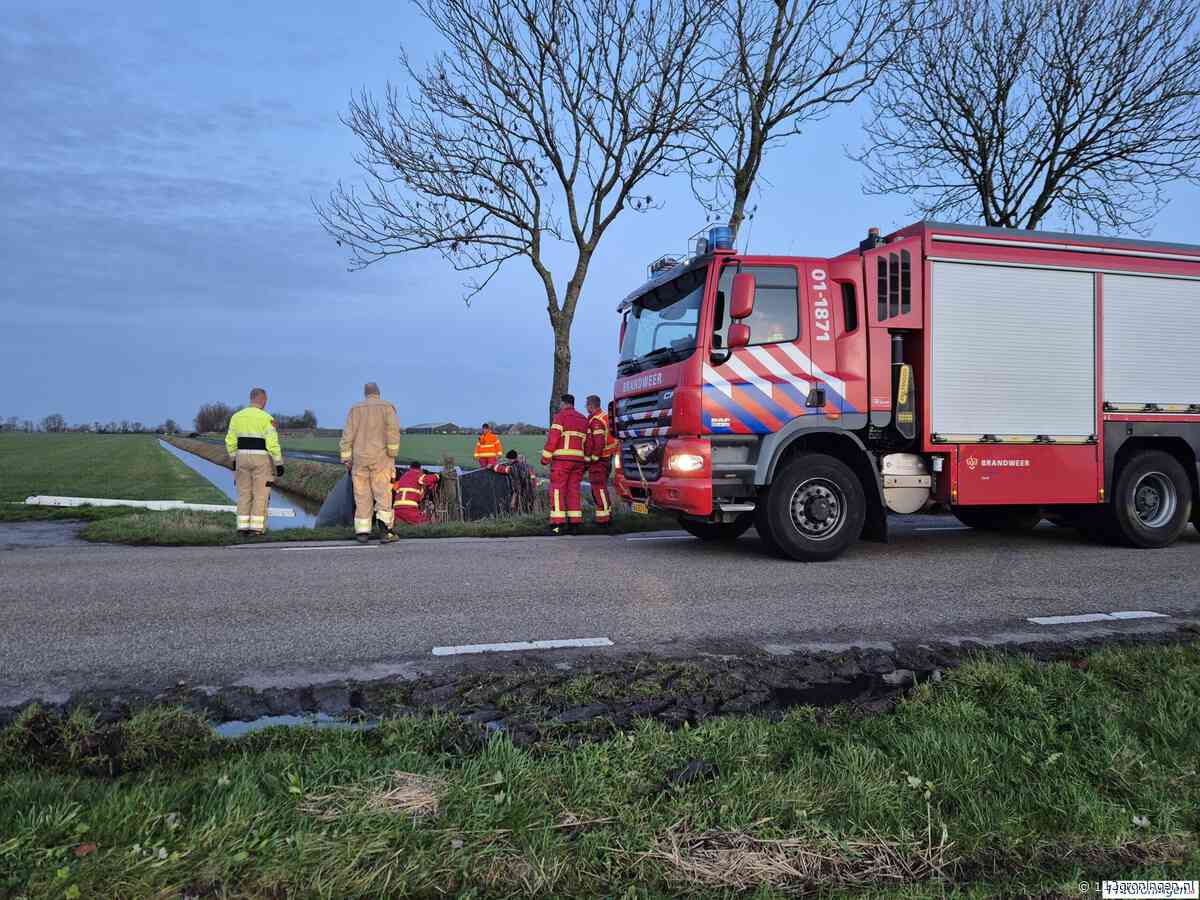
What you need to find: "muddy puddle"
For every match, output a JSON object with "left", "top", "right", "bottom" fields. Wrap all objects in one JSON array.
[{"left": 159, "top": 440, "right": 320, "bottom": 527}]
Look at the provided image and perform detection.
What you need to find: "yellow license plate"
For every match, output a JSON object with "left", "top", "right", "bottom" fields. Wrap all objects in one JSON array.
[{"left": 631, "top": 501, "right": 649, "bottom": 515}]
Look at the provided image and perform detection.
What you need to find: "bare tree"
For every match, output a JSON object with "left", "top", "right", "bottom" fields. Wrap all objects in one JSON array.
[
  {"left": 692, "top": 0, "right": 917, "bottom": 239},
  {"left": 41, "top": 413, "right": 66, "bottom": 433},
  {"left": 856, "top": 0, "right": 1200, "bottom": 233},
  {"left": 194, "top": 402, "right": 234, "bottom": 434},
  {"left": 317, "top": 0, "right": 717, "bottom": 420}
]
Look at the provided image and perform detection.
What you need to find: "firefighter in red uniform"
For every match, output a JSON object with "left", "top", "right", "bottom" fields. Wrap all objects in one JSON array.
[
  {"left": 391, "top": 461, "right": 440, "bottom": 527},
  {"left": 584, "top": 394, "right": 619, "bottom": 529},
  {"left": 541, "top": 393, "right": 589, "bottom": 534}
]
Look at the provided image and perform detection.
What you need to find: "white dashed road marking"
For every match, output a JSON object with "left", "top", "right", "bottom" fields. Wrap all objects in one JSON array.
[
  {"left": 431, "top": 637, "right": 614, "bottom": 657},
  {"left": 1028, "top": 611, "right": 1169, "bottom": 626}
]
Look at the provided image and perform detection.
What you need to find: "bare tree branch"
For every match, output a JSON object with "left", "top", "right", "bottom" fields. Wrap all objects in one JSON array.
[
  {"left": 855, "top": 0, "right": 1200, "bottom": 233},
  {"left": 316, "top": 0, "right": 719, "bottom": 419},
  {"left": 690, "top": 0, "right": 919, "bottom": 237}
]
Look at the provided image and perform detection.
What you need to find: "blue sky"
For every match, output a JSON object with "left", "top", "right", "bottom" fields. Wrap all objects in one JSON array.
[{"left": 3, "top": 2, "right": 1199, "bottom": 429}]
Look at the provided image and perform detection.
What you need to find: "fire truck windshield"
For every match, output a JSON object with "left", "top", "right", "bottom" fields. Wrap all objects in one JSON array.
[{"left": 618, "top": 265, "right": 707, "bottom": 373}]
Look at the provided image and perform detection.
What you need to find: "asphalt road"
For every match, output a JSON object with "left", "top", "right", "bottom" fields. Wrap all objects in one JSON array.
[{"left": 3, "top": 515, "right": 1198, "bottom": 705}]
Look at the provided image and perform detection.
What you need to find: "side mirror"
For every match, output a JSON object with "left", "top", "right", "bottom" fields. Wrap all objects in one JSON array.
[
  {"left": 728, "top": 323, "right": 751, "bottom": 349},
  {"left": 731, "top": 273, "right": 756, "bottom": 320}
]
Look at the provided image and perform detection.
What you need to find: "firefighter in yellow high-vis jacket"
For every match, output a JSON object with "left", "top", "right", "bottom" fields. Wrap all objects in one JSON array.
[
  {"left": 339, "top": 381, "right": 401, "bottom": 543},
  {"left": 224, "top": 387, "right": 284, "bottom": 535}
]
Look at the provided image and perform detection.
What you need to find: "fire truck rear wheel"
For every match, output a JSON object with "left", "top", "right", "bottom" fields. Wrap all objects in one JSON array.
[
  {"left": 952, "top": 505, "right": 1042, "bottom": 532},
  {"left": 763, "top": 453, "right": 866, "bottom": 562},
  {"left": 677, "top": 514, "right": 753, "bottom": 541},
  {"left": 1110, "top": 450, "right": 1192, "bottom": 548}
]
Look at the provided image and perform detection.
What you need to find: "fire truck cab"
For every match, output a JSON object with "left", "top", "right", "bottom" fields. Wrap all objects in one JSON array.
[{"left": 612, "top": 221, "right": 1200, "bottom": 561}]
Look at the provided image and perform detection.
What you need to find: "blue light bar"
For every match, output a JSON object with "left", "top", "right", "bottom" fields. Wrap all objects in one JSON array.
[{"left": 708, "top": 225, "right": 733, "bottom": 250}]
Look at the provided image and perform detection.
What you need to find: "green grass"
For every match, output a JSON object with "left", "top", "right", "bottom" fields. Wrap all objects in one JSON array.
[
  {"left": 279, "top": 433, "right": 552, "bottom": 471},
  {"left": 0, "top": 434, "right": 228, "bottom": 505},
  {"left": 78, "top": 510, "right": 676, "bottom": 546},
  {"left": 1, "top": 644, "right": 1197, "bottom": 897},
  {"left": 0, "top": 504, "right": 141, "bottom": 524}
]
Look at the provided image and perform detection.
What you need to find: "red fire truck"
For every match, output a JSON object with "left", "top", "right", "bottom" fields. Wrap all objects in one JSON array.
[{"left": 611, "top": 221, "right": 1200, "bottom": 561}]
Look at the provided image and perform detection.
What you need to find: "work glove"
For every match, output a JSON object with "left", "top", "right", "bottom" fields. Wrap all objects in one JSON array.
[{"left": 275, "top": 465, "right": 285, "bottom": 477}]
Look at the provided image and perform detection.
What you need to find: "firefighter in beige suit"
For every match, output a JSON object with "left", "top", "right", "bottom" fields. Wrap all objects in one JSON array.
[{"left": 340, "top": 382, "right": 401, "bottom": 543}]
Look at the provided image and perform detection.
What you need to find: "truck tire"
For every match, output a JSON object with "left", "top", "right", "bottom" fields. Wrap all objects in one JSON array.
[
  {"left": 952, "top": 505, "right": 1041, "bottom": 532},
  {"left": 1109, "top": 450, "right": 1192, "bottom": 548},
  {"left": 677, "top": 514, "right": 753, "bottom": 542},
  {"left": 760, "top": 453, "right": 865, "bottom": 562}
]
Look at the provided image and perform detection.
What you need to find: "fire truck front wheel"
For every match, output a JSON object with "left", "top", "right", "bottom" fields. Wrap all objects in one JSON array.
[
  {"left": 1111, "top": 450, "right": 1193, "bottom": 549},
  {"left": 761, "top": 453, "right": 866, "bottom": 562}
]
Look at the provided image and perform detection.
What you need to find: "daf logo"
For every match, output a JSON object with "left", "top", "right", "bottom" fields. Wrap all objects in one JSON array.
[{"left": 965, "top": 456, "right": 979, "bottom": 470}]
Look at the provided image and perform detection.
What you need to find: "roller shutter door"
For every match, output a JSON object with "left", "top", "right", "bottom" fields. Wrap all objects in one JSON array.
[
  {"left": 930, "top": 262, "right": 1095, "bottom": 438},
  {"left": 1103, "top": 274, "right": 1200, "bottom": 406}
]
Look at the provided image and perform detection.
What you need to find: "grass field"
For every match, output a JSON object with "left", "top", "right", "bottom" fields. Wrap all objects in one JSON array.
[
  {"left": 1, "top": 644, "right": 1197, "bottom": 897},
  {"left": 0, "top": 434, "right": 228, "bottom": 505},
  {"left": 279, "top": 433, "right": 552, "bottom": 471}
]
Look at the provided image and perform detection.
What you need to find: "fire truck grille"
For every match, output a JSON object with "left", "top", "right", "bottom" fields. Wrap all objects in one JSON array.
[{"left": 615, "top": 389, "right": 673, "bottom": 440}]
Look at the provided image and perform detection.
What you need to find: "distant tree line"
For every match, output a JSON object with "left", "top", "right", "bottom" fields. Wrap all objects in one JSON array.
[
  {"left": 192, "top": 403, "right": 318, "bottom": 434},
  {"left": 0, "top": 416, "right": 180, "bottom": 434}
]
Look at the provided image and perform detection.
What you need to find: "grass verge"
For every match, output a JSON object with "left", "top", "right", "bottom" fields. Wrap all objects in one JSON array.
[
  {"left": 0, "top": 504, "right": 141, "bottom": 524},
  {"left": 0, "top": 433, "right": 228, "bottom": 504},
  {"left": 78, "top": 509, "right": 675, "bottom": 545},
  {"left": 1, "top": 645, "right": 1197, "bottom": 897}
]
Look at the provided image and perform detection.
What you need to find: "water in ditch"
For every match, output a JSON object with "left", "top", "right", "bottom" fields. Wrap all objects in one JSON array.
[
  {"left": 214, "top": 713, "right": 374, "bottom": 738},
  {"left": 159, "top": 440, "right": 320, "bottom": 528}
]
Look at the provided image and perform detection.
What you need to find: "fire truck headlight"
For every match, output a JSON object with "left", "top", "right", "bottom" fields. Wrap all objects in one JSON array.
[{"left": 666, "top": 453, "right": 705, "bottom": 473}]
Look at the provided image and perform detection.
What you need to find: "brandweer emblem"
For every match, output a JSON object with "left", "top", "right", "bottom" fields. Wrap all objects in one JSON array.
[{"left": 965, "top": 455, "right": 978, "bottom": 470}]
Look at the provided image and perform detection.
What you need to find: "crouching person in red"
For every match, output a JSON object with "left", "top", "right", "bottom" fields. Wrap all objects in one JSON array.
[{"left": 392, "top": 461, "right": 440, "bottom": 527}]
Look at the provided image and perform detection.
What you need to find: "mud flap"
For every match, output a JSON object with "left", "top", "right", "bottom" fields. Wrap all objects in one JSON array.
[{"left": 862, "top": 501, "right": 889, "bottom": 542}]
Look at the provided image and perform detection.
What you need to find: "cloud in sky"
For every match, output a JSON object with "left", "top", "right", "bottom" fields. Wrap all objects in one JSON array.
[{"left": 3, "top": 1, "right": 1198, "bottom": 431}]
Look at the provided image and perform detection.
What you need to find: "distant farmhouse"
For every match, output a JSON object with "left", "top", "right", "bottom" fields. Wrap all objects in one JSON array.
[{"left": 405, "top": 422, "right": 469, "bottom": 435}]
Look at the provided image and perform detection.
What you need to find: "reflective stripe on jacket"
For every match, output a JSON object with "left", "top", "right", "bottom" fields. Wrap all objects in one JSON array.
[
  {"left": 339, "top": 396, "right": 400, "bottom": 466},
  {"left": 392, "top": 469, "right": 439, "bottom": 507},
  {"left": 474, "top": 432, "right": 503, "bottom": 461},
  {"left": 585, "top": 411, "right": 618, "bottom": 462},
  {"left": 541, "top": 405, "right": 589, "bottom": 465},
  {"left": 224, "top": 406, "right": 282, "bottom": 464}
]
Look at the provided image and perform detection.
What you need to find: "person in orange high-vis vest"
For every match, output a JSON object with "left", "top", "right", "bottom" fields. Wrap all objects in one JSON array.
[
  {"left": 473, "top": 423, "right": 503, "bottom": 469},
  {"left": 392, "top": 461, "right": 440, "bottom": 526},
  {"left": 541, "top": 393, "right": 588, "bottom": 534},
  {"left": 584, "top": 394, "right": 619, "bottom": 528}
]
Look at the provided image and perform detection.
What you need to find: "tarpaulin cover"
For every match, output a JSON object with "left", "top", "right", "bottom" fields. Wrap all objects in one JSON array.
[
  {"left": 315, "top": 466, "right": 531, "bottom": 526},
  {"left": 459, "top": 467, "right": 516, "bottom": 520}
]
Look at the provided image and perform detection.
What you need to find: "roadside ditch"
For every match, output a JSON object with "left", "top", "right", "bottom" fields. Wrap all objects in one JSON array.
[{"left": 4, "top": 626, "right": 1195, "bottom": 766}]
